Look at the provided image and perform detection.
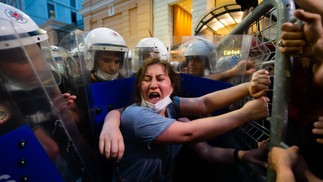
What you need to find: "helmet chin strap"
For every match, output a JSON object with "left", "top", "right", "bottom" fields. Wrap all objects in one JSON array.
[{"left": 95, "top": 69, "right": 119, "bottom": 81}]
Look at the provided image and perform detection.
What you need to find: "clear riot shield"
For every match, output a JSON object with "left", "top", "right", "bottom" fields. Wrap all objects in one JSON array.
[
  {"left": 169, "top": 36, "right": 189, "bottom": 73},
  {"left": 59, "top": 30, "right": 88, "bottom": 109},
  {"left": 131, "top": 46, "right": 155, "bottom": 73},
  {"left": 126, "top": 49, "right": 133, "bottom": 76},
  {"left": 51, "top": 45, "right": 69, "bottom": 78},
  {"left": 175, "top": 35, "right": 253, "bottom": 85},
  {"left": 0, "top": 19, "right": 103, "bottom": 181},
  {"left": 171, "top": 35, "right": 269, "bottom": 182},
  {"left": 50, "top": 45, "right": 69, "bottom": 93},
  {"left": 213, "top": 34, "right": 253, "bottom": 85},
  {"left": 58, "top": 30, "right": 102, "bottom": 167}
]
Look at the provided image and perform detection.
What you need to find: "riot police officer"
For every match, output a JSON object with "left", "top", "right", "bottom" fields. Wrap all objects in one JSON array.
[
  {"left": 0, "top": 3, "right": 103, "bottom": 181},
  {"left": 183, "top": 37, "right": 216, "bottom": 77},
  {"left": 84, "top": 27, "right": 129, "bottom": 82}
]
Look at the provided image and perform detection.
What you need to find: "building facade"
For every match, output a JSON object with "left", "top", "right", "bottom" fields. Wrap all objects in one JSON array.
[
  {"left": 3, "top": 0, "right": 85, "bottom": 45},
  {"left": 5, "top": 0, "right": 246, "bottom": 53},
  {"left": 80, "top": 0, "right": 240, "bottom": 51}
]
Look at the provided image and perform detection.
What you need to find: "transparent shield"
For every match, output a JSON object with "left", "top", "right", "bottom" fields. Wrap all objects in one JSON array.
[
  {"left": 1, "top": 45, "right": 59, "bottom": 91},
  {"left": 213, "top": 34, "right": 253, "bottom": 85},
  {"left": 59, "top": 29, "right": 88, "bottom": 78},
  {"left": 59, "top": 30, "right": 88, "bottom": 95},
  {"left": 169, "top": 36, "right": 189, "bottom": 74},
  {"left": 172, "top": 35, "right": 253, "bottom": 84},
  {"left": 51, "top": 45, "right": 69, "bottom": 77},
  {"left": 0, "top": 19, "right": 102, "bottom": 181},
  {"left": 131, "top": 47, "right": 155, "bottom": 73},
  {"left": 40, "top": 42, "right": 63, "bottom": 87},
  {"left": 58, "top": 30, "right": 95, "bottom": 156},
  {"left": 125, "top": 49, "right": 133, "bottom": 76}
]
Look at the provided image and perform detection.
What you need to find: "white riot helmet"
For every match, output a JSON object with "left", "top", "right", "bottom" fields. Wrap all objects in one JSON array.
[
  {"left": 84, "top": 27, "right": 129, "bottom": 81},
  {"left": 184, "top": 37, "right": 216, "bottom": 76},
  {"left": 134, "top": 37, "right": 168, "bottom": 60},
  {"left": 0, "top": 3, "right": 59, "bottom": 89},
  {"left": 132, "top": 37, "right": 168, "bottom": 73},
  {"left": 0, "top": 2, "right": 48, "bottom": 50},
  {"left": 71, "top": 44, "right": 85, "bottom": 57}
]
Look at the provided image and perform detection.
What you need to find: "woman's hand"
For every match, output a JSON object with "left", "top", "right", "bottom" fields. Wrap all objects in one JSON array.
[
  {"left": 99, "top": 109, "right": 124, "bottom": 161},
  {"left": 249, "top": 70, "right": 271, "bottom": 99},
  {"left": 242, "top": 96, "right": 270, "bottom": 121}
]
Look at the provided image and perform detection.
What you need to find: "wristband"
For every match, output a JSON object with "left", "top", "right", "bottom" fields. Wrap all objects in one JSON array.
[{"left": 233, "top": 149, "right": 240, "bottom": 162}]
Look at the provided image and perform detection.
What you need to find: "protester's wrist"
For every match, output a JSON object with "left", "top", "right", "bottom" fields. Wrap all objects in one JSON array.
[{"left": 233, "top": 149, "right": 246, "bottom": 162}]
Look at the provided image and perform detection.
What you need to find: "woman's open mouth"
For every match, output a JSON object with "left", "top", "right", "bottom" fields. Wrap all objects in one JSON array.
[{"left": 149, "top": 92, "right": 160, "bottom": 103}]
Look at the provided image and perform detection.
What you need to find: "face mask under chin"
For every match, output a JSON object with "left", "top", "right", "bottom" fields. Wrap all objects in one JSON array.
[
  {"left": 141, "top": 95, "right": 172, "bottom": 113},
  {"left": 95, "top": 69, "right": 119, "bottom": 81}
]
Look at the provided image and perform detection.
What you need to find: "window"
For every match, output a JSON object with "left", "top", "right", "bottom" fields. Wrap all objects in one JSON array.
[
  {"left": 70, "top": 0, "right": 76, "bottom": 8},
  {"left": 71, "top": 11, "right": 76, "bottom": 24},
  {"left": 173, "top": 4, "right": 192, "bottom": 45},
  {"left": 47, "top": 3, "right": 54, "bottom": 19}
]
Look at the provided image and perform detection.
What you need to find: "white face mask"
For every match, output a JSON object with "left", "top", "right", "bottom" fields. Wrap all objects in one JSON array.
[
  {"left": 95, "top": 69, "right": 119, "bottom": 81},
  {"left": 141, "top": 95, "right": 172, "bottom": 113}
]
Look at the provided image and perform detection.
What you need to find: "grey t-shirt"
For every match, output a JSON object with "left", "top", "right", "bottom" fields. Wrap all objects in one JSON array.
[{"left": 117, "top": 97, "right": 182, "bottom": 182}]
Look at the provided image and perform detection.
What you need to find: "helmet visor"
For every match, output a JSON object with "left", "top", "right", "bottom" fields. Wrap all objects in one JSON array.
[
  {"left": 131, "top": 47, "right": 158, "bottom": 73},
  {"left": 0, "top": 18, "right": 60, "bottom": 89}
]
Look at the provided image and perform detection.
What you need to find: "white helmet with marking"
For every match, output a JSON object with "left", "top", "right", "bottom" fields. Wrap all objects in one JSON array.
[
  {"left": 84, "top": 27, "right": 129, "bottom": 72},
  {"left": 0, "top": 2, "right": 48, "bottom": 50}
]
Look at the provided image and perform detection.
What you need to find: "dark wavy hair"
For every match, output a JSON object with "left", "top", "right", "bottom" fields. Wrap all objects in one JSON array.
[{"left": 133, "top": 57, "right": 181, "bottom": 104}]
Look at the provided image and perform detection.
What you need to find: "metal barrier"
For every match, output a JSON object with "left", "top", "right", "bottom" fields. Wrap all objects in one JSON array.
[{"left": 216, "top": 0, "right": 296, "bottom": 181}]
